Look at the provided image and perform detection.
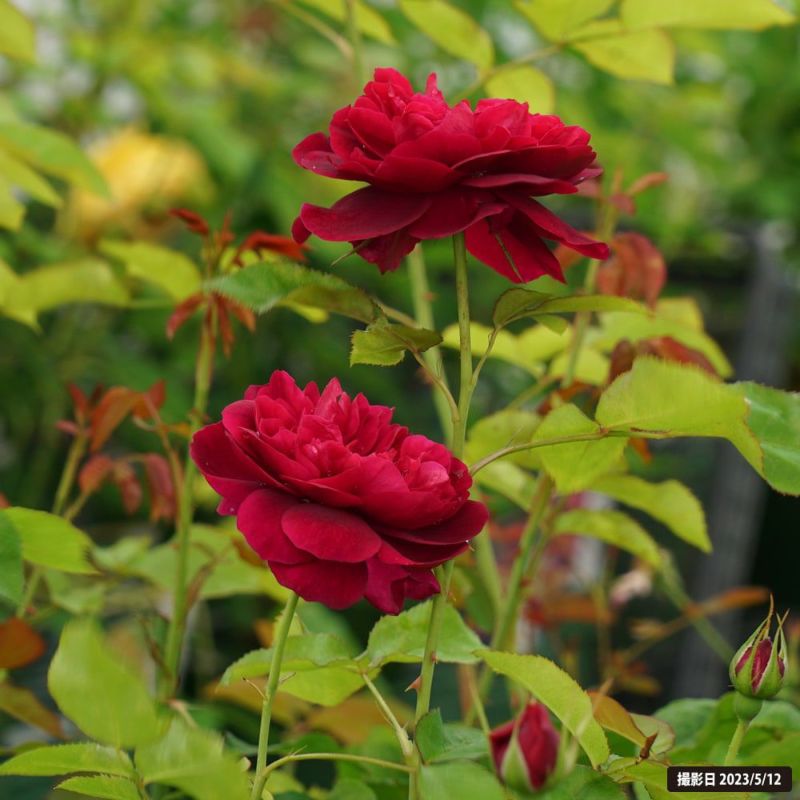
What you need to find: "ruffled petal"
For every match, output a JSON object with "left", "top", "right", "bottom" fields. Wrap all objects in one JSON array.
[
  {"left": 299, "top": 188, "right": 431, "bottom": 242},
  {"left": 408, "top": 190, "right": 506, "bottom": 240},
  {"left": 270, "top": 559, "right": 368, "bottom": 609},
  {"left": 236, "top": 489, "right": 308, "bottom": 564},
  {"left": 364, "top": 560, "right": 439, "bottom": 615}
]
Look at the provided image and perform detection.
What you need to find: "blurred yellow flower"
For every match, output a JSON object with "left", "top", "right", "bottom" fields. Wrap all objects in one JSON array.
[{"left": 62, "top": 128, "right": 211, "bottom": 240}]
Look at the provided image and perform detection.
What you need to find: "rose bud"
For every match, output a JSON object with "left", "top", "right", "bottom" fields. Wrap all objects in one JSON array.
[
  {"left": 489, "top": 702, "right": 559, "bottom": 792},
  {"left": 730, "top": 604, "right": 788, "bottom": 701}
]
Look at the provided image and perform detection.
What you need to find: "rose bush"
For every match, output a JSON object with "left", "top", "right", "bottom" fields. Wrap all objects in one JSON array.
[
  {"left": 292, "top": 68, "right": 609, "bottom": 282},
  {"left": 190, "top": 370, "right": 487, "bottom": 613}
]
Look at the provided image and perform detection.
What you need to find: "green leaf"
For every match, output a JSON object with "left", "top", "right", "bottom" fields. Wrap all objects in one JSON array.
[
  {"left": 296, "top": 0, "right": 395, "bottom": 44},
  {"left": 480, "top": 650, "right": 610, "bottom": 766},
  {"left": 0, "top": 149, "right": 61, "bottom": 206},
  {"left": 621, "top": 0, "right": 795, "bottom": 30},
  {"left": 0, "top": 514, "right": 23, "bottom": 606},
  {"left": 535, "top": 765, "right": 625, "bottom": 800},
  {"left": 366, "top": 600, "right": 482, "bottom": 667},
  {"left": 514, "top": 0, "right": 614, "bottom": 41},
  {"left": 0, "top": 0, "right": 35, "bottom": 62},
  {"left": 493, "top": 289, "right": 645, "bottom": 328},
  {"left": 653, "top": 698, "right": 716, "bottom": 748},
  {"left": 571, "top": 21, "right": 675, "bottom": 84},
  {"left": 207, "top": 261, "right": 377, "bottom": 323},
  {"left": 56, "top": 775, "right": 140, "bottom": 800},
  {"left": 279, "top": 667, "right": 366, "bottom": 706},
  {"left": 735, "top": 382, "right": 800, "bottom": 495},
  {"left": 101, "top": 240, "right": 201, "bottom": 301},
  {"left": 466, "top": 409, "right": 542, "bottom": 469},
  {"left": 351, "top": 321, "right": 441, "bottom": 367},
  {"left": 552, "top": 509, "right": 663, "bottom": 567},
  {"left": 48, "top": 619, "right": 162, "bottom": 748},
  {"left": 222, "top": 633, "right": 358, "bottom": 683},
  {"left": 135, "top": 719, "right": 251, "bottom": 800},
  {"left": 473, "top": 460, "right": 539, "bottom": 509},
  {"left": 590, "top": 475, "right": 709, "bottom": 552},
  {"left": 329, "top": 779, "right": 377, "bottom": 800},
  {"left": 596, "top": 358, "right": 755, "bottom": 449},
  {"left": 620, "top": 761, "right": 745, "bottom": 800},
  {"left": 2, "top": 507, "right": 97, "bottom": 574},
  {"left": 0, "top": 122, "right": 107, "bottom": 194},
  {"left": 0, "top": 175, "right": 24, "bottom": 230},
  {"left": 595, "top": 310, "right": 732, "bottom": 376},
  {"left": 743, "top": 732, "right": 800, "bottom": 772},
  {"left": 533, "top": 404, "right": 626, "bottom": 492},
  {"left": 400, "top": 0, "right": 494, "bottom": 70},
  {"left": 419, "top": 762, "right": 505, "bottom": 800},
  {"left": 416, "top": 711, "right": 489, "bottom": 763},
  {"left": 0, "top": 743, "right": 134, "bottom": 778},
  {"left": 0, "top": 259, "right": 37, "bottom": 327},
  {"left": 485, "top": 65, "right": 554, "bottom": 114},
  {"left": 9, "top": 259, "right": 130, "bottom": 316}
]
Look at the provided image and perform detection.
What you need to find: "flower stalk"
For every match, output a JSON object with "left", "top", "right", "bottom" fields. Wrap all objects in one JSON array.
[{"left": 251, "top": 590, "right": 300, "bottom": 800}]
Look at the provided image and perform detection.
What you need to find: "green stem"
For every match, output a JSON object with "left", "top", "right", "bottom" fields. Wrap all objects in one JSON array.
[
  {"left": 250, "top": 591, "right": 300, "bottom": 800},
  {"left": 413, "top": 234, "right": 473, "bottom": 733},
  {"left": 724, "top": 719, "right": 748, "bottom": 766},
  {"left": 407, "top": 247, "right": 453, "bottom": 443},
  {"left": 344, "top": 0, "right": 365, "bottom": 85},
  {"left": 363, "top": 674, "right": 414, "bottom": 759},
  {"left": 160, "top": 313, "right": 216, "bottom": 700},
  {"left": 258, "top": 751, "right": 413, "bottom": 786}
]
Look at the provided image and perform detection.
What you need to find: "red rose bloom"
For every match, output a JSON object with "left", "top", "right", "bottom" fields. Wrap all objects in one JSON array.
[
  {"left": 190, "top": 371, "right": 487, "bottom": 613},
  {"left": 292, "top": 68, "right": 609, "bottom": 283},
  {"left": 490, "top": 702, "right": 559, "bottom": 791}
]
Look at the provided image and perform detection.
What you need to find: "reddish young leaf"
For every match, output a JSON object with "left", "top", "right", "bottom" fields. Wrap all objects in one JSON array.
[
  {"left": 597, "top": 233, "right": 666, "bottom": 307},
  {"left": 55, "top": 420, "right": 81, "bottom": 436},
  {"left": 166, "top": 293, "right": 205, "bottom": 340},
  {"left": 216, "top": 298, "right": 235, "bottom": 358},
  {"left": 67, "top": 383, "right": 90, "bottom": 421},
  {"left": 89, "top": 387, "right": 140, "bottom": 451},
  {"left": 170, "top": 207, "right": 210, "bottom": 236},
  {"left": 627, "top": 171, "right": 669, "bottom": 196},
  {"left": 0, "top": 492, "right": 8, "bottom": 509},
  {"left": 641, "top": 337, "right": 717, "bottom": 376},
  {"left": 78, "top": 453, "right": 115, "bottom": 493},
  {"left": 131, "top": 380, "right": 166, "bottom": 419},
  {"left": 0, "top": 682, "right": 65, "bottom": 738},
  {"left": 0, "top": 618, "right": 46, "bottom": 669},
  {"left": 233, "top": 231, "right": 308, "bottom": 264},
  {"left": 143, "top": 453, "right": 176, "bottom": 522},
  {"left": 112, "top": 460, "right": 143, "bottom": 514},
  {"left": 226, "top": 298, "right": 256, "bottom": 333}
]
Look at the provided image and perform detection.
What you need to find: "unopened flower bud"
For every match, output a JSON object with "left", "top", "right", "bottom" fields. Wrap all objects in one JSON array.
[
  {"left": 489, "top": 702, "right": 559, "bottom": 792},
  {"left": 730, "top": 604, "right": 788, "bottom": 700}
]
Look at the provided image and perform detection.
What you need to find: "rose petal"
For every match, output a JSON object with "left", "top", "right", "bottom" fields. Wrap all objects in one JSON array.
[
  {"left": 364, "top": 560, "right": 439, "bottom": 615},
  {"left": 237, "top": 489, "right": 308, "bottom": 564},
  {"left": 409, "top": 190, "right": 506, "bottom": 240},
  {"left": 271, "top": 559, "right": 368, "bottom": 609},
  {"left": 299, "top": 188, "right": 432, "bottom": 243},
  {"left": 281, "top": 503, "right": 382, "bottom": 563}
]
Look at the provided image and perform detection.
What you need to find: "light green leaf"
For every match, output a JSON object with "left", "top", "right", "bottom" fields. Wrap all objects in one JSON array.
[
  {"left": 56, "top": 775, "right": 140, "bottom": 800},
  {"left": 0, "top": 743, "right": 134, "bottom": 778},
  {"left": 596, "top": 358, "right": 754, "bottom": 445},
  {"left": 548, "top": 346, "right": 609, "bottom": 385},
  {"left": 535, "top": 765, "right": 625, "bottom": 800},
  {"left": 533, "top": 404, "right": 626, "bottom": 492},
  {"left": 351, "top": 321, "right": 442, "bottom": 367},
  {"left": 485, "top": 65, "right": 554, "bottom": 114},
  {"left": 0, "top": 259, "right": 37, "bottom": 327},
  {"left": 480, "top": 650, "right": 610, "bottom": 766},
  {"left": 473, "top": 460, "right": 539, "bottom": 509},
  {"left": 135, "top": 719, "right": 250, "bottom": 800},
  {"left": 278, "top": 666, "right": 366, "bottom": 706},
  {"left": 0, "top": 514, "right": 24, "bottom": 606},
  {"left": 620, "top": 760, "right": 745, "bottom": 800},
  {"left": 0, "top": 175, "right": 24, "bottom": 230},
  {"left": 466, "top": 409, "right": 542, "bottom": 469},
  {"left": 571, "top": 21, "right": 675, "bottom": 84},
  {"left": 0, "top": 0, "right": 34, "bottom": 61},
  {"left": 400, "top": 0, "right": 494, "bottom": 70},
  {"left": 514, "top": 0, "right": 614, "bottom": 41},
  {"left": 416, "top": 711, "right": 489, "bottom": 764},
  {"left": 9, "top": 259, "right": 130, "bottom": 315},
  {"left": 735, "top": 382, "right": 800, "bottom": 496},
  {"left": 366, "top": 600, "right": 482, "bottom": 667},
  {"left": 590, "top": 475, "right": 710, "bottom": 552},
  {"left": 419, "top": 762, "right": 505, "bottom": 800},
  {"left": 100, "top": 240, "right": 200, "bottom": 301},
  {"left": 493, "top": 289, "right": 645, "bottom": 329},
  {"left": 208, "top": 260, "right": 377, "bottom": 323},
  {"left": 0, "top": 149, "right": 61, "bottom": 206},
  {"left": 0, "top": 122, "right": 107, "bottom": 194},
  {"left": 621, "top": 0, "right": 795, "bottom": 30},
  {"left": 48, "top": 619, "right": 162, "bottom": 748},
  {"left": 595, "top": 310, "right": 732, "bottom": 376},
  {"left": 296, "top": 0, "right": 395, "bottom": 44},
  {"left": 2, "top": 507, "right": 97, "bottom": 574},
  {"left": 553, "top": 509, "right": 663, "bottom": 567},
  {"left": 222, "top": 633, "right": 358, "bottom": 684},
  {"left": 329, "top": 779, "right": 377, "bottom": 800}
]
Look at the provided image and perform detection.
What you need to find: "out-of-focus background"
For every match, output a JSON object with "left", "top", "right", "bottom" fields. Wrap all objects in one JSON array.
[{"left": 1, "top": 0, "right": 798, "bottom": 723}]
